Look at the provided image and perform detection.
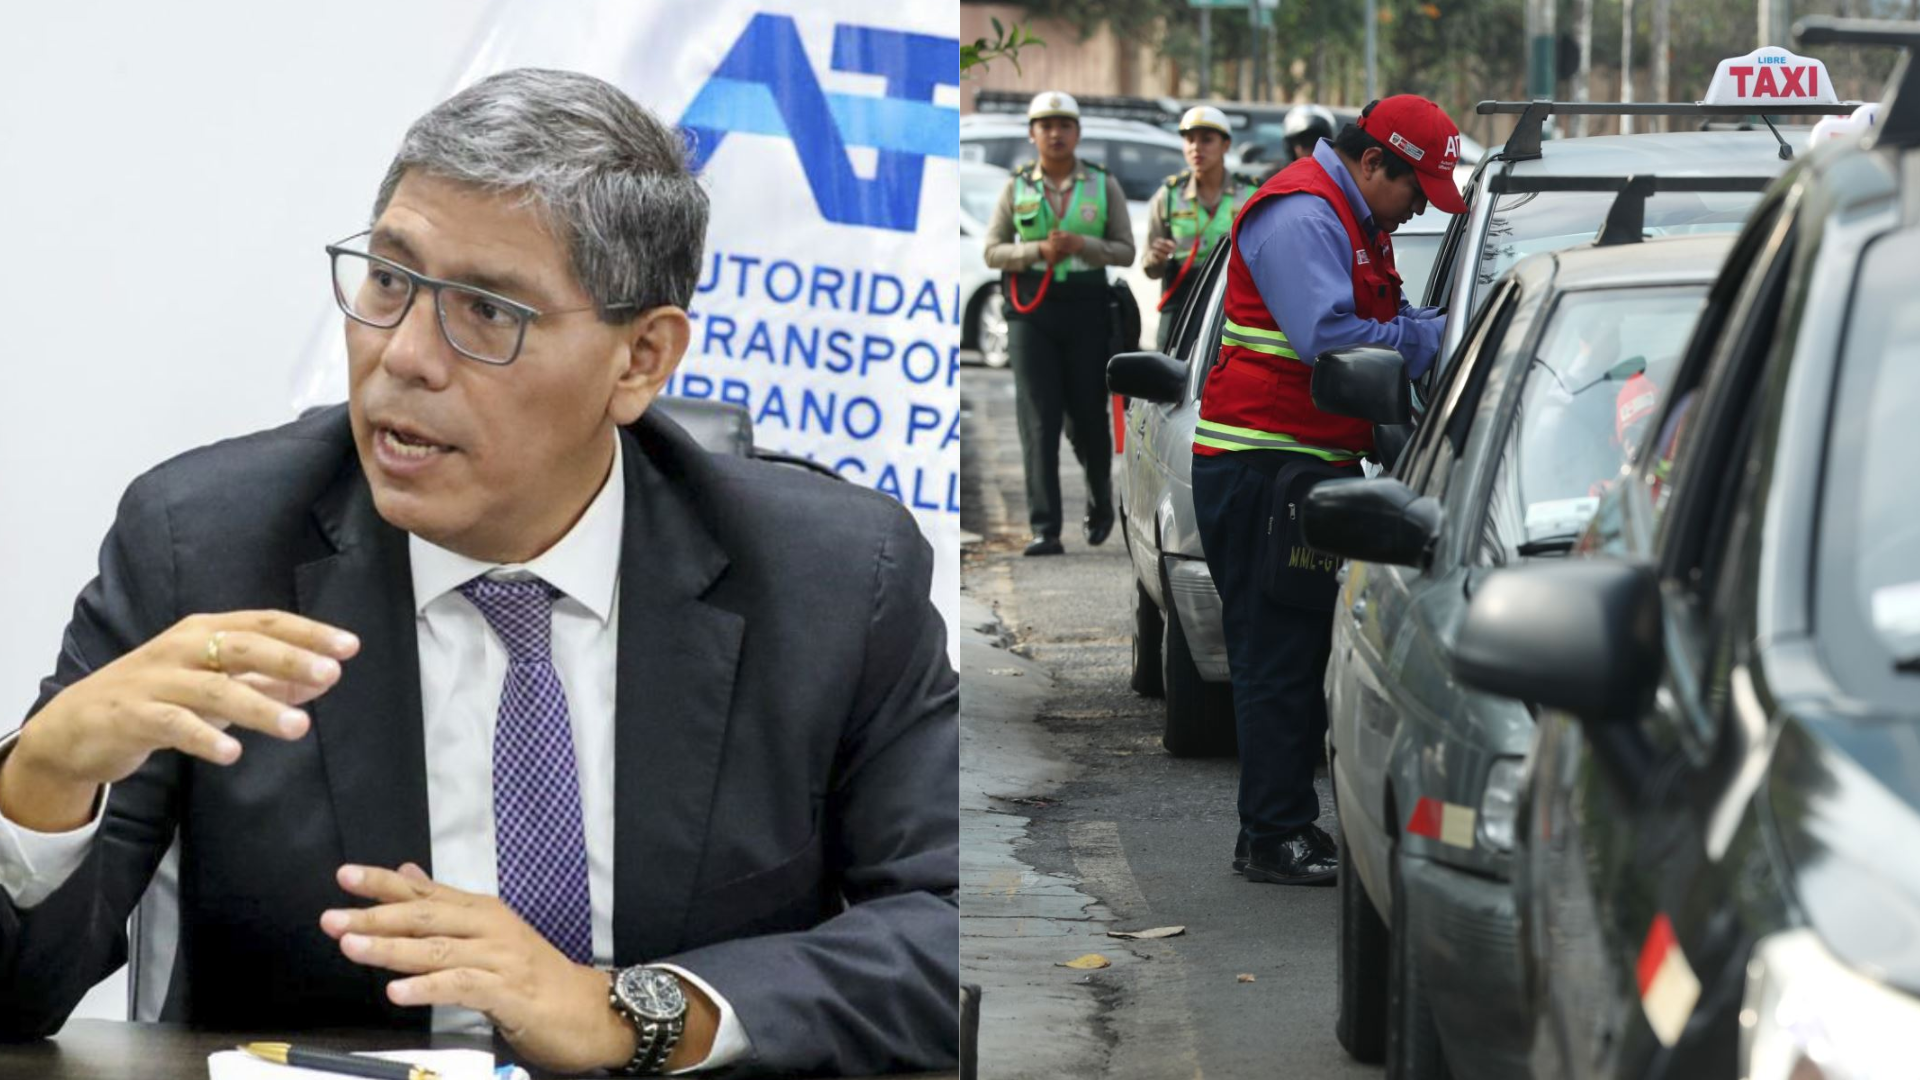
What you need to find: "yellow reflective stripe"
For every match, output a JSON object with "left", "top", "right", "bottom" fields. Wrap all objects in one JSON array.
[
  {"left": 1221, "top": 318, "right": 1290, "bottom": 342},
  {"left": 1220, "top": 318, "right": 1300, "bottom": 359},
  {"left": 1193, "top": 419, "right": 1362, "bottom": 461},
  {"left": 1220, "top": 333, "right": 1300, "bottom": 359},
  {"left": 1194, "top": 436, "right": 1360, "bottom": 462}
]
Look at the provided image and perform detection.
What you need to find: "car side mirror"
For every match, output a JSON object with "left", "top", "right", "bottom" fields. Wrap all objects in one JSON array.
[
  {"left": 1107, "top": 350, "right": 1186, "bottom": 405},
  {"left": 1312, "top": 346, "right": 1412, "bottom": 424},
  {"left": 1372, "top": 423, "right": 1413, "bottom": 473},
  {"left": 1300, "top": 477, "right": 1440, "bottom": 569},
  {"left": 1453, "top": 560, "right": 1662, "bottom": 794}
]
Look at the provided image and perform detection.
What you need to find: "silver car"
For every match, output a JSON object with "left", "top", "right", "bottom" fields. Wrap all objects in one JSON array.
[
  {"left": 1110, "top": 210, "right": 1448, "bottom": 756},
  {"left": 959, "top": 159, "right": 1012, "bottom": 368}
]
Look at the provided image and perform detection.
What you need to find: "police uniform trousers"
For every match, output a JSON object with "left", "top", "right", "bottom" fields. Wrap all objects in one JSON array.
[
  {"left": 1191, "top": 449, "right": 1355, "bottom": 850},
  {"left": 1007, "top": 282, "right": 1114, "bottom": 540}
]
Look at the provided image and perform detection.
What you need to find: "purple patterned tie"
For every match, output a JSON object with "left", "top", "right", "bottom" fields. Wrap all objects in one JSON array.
[{"left": 458, "top": 576, "right": 593, "bottom": 964}]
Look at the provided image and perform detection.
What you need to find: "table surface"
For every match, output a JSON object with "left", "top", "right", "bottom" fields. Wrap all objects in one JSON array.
[{"left": 2, "top": 1020, "right": 960, "bottom": 1080}]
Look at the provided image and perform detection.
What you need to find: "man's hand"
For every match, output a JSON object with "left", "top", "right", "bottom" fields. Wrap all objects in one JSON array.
[
  {"left": 1148, "top": 237, "right": 1177, "bottom": 265},
  {"left": 324, "top": 864, "right": 719, "bottom": 1074},
  {"left": 0, "top": 611, "right": 358, "bottom": 832}
]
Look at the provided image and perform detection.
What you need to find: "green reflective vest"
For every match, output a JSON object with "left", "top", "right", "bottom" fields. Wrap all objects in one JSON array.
[
  {"left": 1164, "top": 170, "right": 1261, "bottom": 266},
  {"left": 1011, "top": 161, "right": 1109, "bottom": 283}
]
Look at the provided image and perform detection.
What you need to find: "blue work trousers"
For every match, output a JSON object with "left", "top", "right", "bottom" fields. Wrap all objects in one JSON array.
[{"left": 1190, "top": 451, "right": 1336, "bottom": 851}]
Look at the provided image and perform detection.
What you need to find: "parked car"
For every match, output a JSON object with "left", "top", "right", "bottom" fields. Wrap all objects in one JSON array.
[
  {"left": 1451, "top": 22, "right": 1920, "bottom": 1079},
  {"left": 1107, "top": 208, "right": 1447, "bottom": 756},
  {"left": 959, "top": 159, "right": 1011, "bottom": 368},
  {"left": 1301, "top": 215, "right": 1740, "bottom": 1079}
]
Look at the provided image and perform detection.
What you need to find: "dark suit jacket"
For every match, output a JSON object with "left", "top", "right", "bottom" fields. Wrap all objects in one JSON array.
[{"left": 0, "top": 406, "right": 960, "bottom": 1075}]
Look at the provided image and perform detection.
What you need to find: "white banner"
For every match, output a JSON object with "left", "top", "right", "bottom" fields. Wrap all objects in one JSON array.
[{"left": 295, "top": 0, "right": 962, "bottom": 660}]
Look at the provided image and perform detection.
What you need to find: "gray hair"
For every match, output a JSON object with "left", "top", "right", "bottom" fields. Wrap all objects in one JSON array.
[{"left": 373, "top": 68, "right": 708, "bottom": 316}]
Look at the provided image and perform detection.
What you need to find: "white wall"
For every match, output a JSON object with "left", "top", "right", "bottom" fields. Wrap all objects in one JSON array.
[{"left": 0, "top": 0, "right": 497, "bottom": 1019}]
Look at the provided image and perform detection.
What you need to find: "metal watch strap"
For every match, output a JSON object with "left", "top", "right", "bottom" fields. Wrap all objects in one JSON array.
[{"left": 609, "top": 968, "right": 690, "bottom": 1076}]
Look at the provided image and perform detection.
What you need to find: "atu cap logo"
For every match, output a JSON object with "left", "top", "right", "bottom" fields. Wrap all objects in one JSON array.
[{"left": 679, "top": 13, "right": 959, "bottom": 233}]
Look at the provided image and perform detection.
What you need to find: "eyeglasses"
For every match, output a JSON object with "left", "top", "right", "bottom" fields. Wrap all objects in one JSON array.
[{"left": 325, "top": 230, "right": 634, "bottom": 366}]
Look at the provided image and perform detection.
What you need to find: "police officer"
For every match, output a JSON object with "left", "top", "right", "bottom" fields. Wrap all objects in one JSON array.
[
  {"left": 1191, "top": 96, "right": 1467, "bottom": 884},
  {"left": 983, "top": 91, "right": 1136, "bottom": 557},
  {"left": 1141, "top": 106, "right": 1261, "bottom": 351}
]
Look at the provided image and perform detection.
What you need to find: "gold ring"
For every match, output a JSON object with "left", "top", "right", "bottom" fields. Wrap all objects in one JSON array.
[{"left": 204, "top": 630, "right": 228, "bottom": 674}]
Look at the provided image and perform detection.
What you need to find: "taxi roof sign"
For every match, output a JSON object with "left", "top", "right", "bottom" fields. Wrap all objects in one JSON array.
[{"left": 1702, "top": 47, "right": 1839, "bottom": 107}]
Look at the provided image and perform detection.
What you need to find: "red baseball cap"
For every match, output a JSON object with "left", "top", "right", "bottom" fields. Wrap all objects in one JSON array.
[
  {"left": 1357, "top": 95, "right": 1468, "bottom": 215},
  {"left": 1615, "top": 372, "right": 1659, "bottom": 444}
]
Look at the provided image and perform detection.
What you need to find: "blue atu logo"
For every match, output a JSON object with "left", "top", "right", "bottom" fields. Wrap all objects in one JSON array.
[{"left": 679, "top": 13, "right": 959, "bottom": 233}]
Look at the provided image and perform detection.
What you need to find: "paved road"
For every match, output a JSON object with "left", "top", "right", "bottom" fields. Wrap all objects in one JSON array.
[{"left": 959, "top": 366, "right": 1375, "bottom": 1080}]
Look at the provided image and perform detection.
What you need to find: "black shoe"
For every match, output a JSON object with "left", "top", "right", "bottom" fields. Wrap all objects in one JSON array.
[
  {"left": 1241, "top": 825, "right": 1339, "bottom": 886},
  {"left": 1231, "top": 837, "right": 1249, "bottom": 874},
  {"left": 1023, "top": 536, "right": 1064, "bottom": 557},
  {"left": 1084, "top": 508, "right": 1115, "bottom": 547}
]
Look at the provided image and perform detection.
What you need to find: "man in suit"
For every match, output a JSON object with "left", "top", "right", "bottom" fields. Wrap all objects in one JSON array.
[{"left": 0, "top": 69, "right": 958, "bottom": 1076}]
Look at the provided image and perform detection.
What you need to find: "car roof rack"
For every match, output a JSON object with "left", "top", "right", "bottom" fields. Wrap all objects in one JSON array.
[
  {"left": 1795, "top": 17, "right": 1920, "bottom": 148},
  {"left": 1484, "top": 172, "right": 1772, "bottom": 245},
  {"left": 971, "top": 88, "right": 1179, "bottom": 128},
  {"left": 1476, "top": 100, "right": 1864, "bottom": 162}
]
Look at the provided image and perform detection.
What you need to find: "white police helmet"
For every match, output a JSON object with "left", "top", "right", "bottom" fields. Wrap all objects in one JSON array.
[
  {"left": 1283, "top": 103, "right": 1337, "bottom": 140},
  {"left": 1178, "top": 106, "right": 1233, "bottom": 138},
  {"left": 1027, "top": 92, "right": 1081, "bottom": 122}
]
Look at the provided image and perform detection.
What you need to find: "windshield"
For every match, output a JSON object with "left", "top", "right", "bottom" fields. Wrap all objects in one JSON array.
[
  {"left": 1477, "top": 285, "right": 1707, "bottom": 563},
  {"left": 1471, "top": 189, "right": 1758, "bottom": 316},
  {"left": 1821, "top": 231, "right": 1920, "bottom": 701}
]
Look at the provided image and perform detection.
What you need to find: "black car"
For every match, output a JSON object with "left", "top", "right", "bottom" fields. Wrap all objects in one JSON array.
[
  {"left": 1301, "top": 205, "right": 1738, "bottom": 1080},
  {"left": 1452, "top": 19, "right": 1920, "bottom": 1079}
]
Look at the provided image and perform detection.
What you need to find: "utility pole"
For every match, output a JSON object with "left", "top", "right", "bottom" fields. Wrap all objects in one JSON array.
[
  {"left": 1621, "top": 0, "right": 1635, "bottom": 134},
  {"left": 1573, "top": 0, "right": 1594, "bottom": 135},
  {"left": 1757, "top": 0, "right": 1792, "bottom": 49},
  {"left": 1200, "top": 8, "right": 1212, "bottom": 97},
  {"left": 1249, "top": 0, "right": 1265, "bottom": 101},
  {"left": 1365, "top": 0, "right": 1378, "bottom": 101},
  {"left": 1526, "top": 0, "right": 1557, "bottom": 102},
  {"left": 1653, "top": 0, "right": 1670, "bottom": 131}
]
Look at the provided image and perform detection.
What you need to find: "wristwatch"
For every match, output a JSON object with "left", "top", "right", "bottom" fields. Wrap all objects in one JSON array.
[{"left": 609, "top": 965, "right": 688, "bottom": 1075}]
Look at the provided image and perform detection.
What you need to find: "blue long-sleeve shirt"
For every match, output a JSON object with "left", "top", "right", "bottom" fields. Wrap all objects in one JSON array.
[{"left": 1235, "top": 139, "right": 1445, "bottom": 378}]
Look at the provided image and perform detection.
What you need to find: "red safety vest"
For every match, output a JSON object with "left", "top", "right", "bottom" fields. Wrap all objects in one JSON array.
[{"left": 1194, "top": 156, "right": 1403, "bottom": 461}]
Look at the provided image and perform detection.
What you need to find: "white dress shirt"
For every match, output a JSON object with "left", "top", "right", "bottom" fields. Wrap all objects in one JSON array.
[{"left": 0, "top": 432, "right": 747, "bottom": 1072}]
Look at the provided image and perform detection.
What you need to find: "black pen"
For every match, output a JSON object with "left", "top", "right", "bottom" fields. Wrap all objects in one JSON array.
[{"left": 239, "top": 1042, "right": 441, "bottom": 1080}]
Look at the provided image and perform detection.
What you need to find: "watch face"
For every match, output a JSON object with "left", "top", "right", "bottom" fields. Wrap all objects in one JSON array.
[{"left": 619, "top": 967, "right": 686, "bottom": 1022}]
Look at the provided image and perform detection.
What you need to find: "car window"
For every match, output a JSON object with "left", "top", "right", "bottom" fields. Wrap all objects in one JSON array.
[
  {"left": 1089, "top": 140, "right": 1186, "bottom": 202},
  {"left": 962, "top": 137, "right": 1028, "bottom": 171},
  {"left": 1474, "top": 285, "right": 1707, "bottom": 566},
  {"left": 959, "top": 171, "right": 1001, "bottom": 231},
  {"left": 1404, "top": 282, "right": 1517, "bottom": 494},
  {"left": 1173, "top": 242, "right": 1232, "bottom": 365},
  {"left": 1471, "top": 190, "right": 1761, "bottom": 318},
  {"left": 1639, "top": 200, "right": 1792, "bottom": 549},
  {"left": 1393, "top": 231, "right": 1445, "bottom": 303},
  {"left": 1187, "top": 262, "right": 1234, "bottom": 402},
  {"left": 1819, "top": 230, "right": 1920, "bottom": 707}
]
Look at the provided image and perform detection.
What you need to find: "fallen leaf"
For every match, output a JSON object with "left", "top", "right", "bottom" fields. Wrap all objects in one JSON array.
[
  {"left": 1236, "top": 973, "right": 1256, "bottom": 983},
  {"left": 1107, "top": 926, "right": 1187, "bottom": 940},
  {"left": 1058, "top": 954, "right": 1111, "bottom": 970}
]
